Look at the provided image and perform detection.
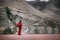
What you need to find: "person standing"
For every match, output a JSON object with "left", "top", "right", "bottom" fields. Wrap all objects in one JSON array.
[{"left": 17, "top": 20, "right": 22, "bottom": 35}]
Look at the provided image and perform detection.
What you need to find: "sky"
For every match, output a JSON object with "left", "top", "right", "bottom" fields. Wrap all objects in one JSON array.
[
  {"left": 26, "top": 0, "right": 49, "bottom": 2},
  {"left": 40, "top": 0, "right": 49, "bottom": 1}
]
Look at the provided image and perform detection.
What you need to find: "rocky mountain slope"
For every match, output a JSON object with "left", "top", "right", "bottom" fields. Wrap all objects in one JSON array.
[{"left": 0, "top": 0, "right": 60, "bottom": 34}]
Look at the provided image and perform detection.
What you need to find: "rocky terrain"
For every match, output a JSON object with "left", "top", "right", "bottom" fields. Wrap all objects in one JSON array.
[{"left": 0, "top": 0, "right": 60, "bottom": 34}]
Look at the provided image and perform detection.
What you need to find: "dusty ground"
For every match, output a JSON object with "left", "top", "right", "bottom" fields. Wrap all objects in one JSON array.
[{"left": 0, "top": 34, "right": 60, "bottom": 40}]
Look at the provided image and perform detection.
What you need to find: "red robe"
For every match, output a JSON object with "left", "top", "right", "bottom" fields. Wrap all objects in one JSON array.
[{"left": 17, "top": 22, "right": 22, "bottom": 35}]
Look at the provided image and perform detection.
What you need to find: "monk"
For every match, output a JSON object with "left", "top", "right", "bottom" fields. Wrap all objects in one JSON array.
[{"left": 17, "top": 20, "right": 22, "bottom": 35}]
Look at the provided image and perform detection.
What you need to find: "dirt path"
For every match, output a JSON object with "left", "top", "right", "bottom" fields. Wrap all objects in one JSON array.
[{"left": 0, "top": 34, "right": 60, "bottom": 40}]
